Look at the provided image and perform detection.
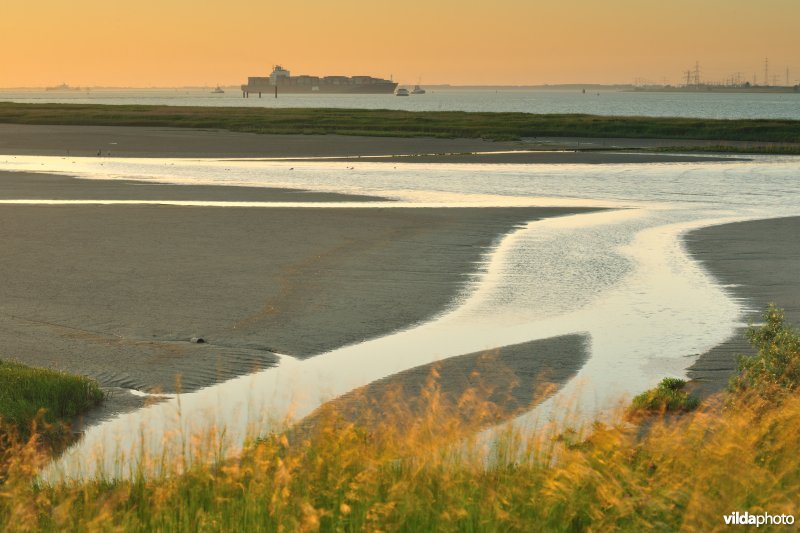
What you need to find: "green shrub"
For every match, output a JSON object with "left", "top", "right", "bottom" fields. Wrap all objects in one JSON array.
[
  {"left": 630, "top": 377, "right": 700, "bottom": 413},
  {"left": 730, "top": 304, "right": 800, "bottom": 399}
]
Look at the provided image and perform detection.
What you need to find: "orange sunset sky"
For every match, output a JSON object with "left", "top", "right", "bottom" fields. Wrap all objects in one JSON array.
[{"left": 1, "top": 0, "right": 798, "bottom": 87}]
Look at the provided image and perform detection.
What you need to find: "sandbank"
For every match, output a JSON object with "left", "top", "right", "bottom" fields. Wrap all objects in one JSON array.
[
  {"left": 0, "top": 171, "right": 383, "bottom": 202},
  {"left": 0, "top": 176, "right": 597, "bottom": 421},
  {"left": 0, "top": 124, "right": 737, "bottom": 163},
  {"left": 685, "top": 216, "right": 800, "bottom": 396},
  {"left": 304, "top": 334, "right": 590, "bottom": 429}
]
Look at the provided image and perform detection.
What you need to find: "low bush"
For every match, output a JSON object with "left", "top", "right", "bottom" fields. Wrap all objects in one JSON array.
[
  {"left": 630, "top": 377, "right": 700, "bottom": 414},
  {"left": 730, "top": 304, "right": 800, "bottom": 400}
]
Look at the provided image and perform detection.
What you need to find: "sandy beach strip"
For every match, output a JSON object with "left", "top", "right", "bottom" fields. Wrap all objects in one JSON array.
[
  {"left": 685, "top": 216, "right": 800, "bottom": 397},
  {"left": 0, "top": 170, "right": 384, "bottom": 202},
  {"left": 0, "top": 124, "right": 737, "bottom": 163},
  {"left": 0, "top": 192, "right": 597, "bottom": 422},
  {"left": 300, "top": 151, "right": 740, "bottom": 164},
  {"left": 0, "top": 124, "right": 530, "bottom": 159}
]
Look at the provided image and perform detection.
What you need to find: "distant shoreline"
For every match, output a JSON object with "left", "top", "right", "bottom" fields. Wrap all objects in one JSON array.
[
  {"left": 3, "top": 84, "right": 798, "bottom": 92},
  {"left": 631, "top": 86, "right": 800, "bottom": 94}
]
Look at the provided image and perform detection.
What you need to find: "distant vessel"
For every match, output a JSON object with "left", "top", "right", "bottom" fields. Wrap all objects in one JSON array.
[
  {"left": 395, "top": 88, "right": 410, "bottom": 96},
  {"left": 45, "top": 83, "right": 80, "bottom": 91},
  {"left": 241, "top": 65, "right": 398, "bottom": 96},
  {"left": 411, "top": 85, "right": 426, "bottom": 95},
  {"left": 211, "top": 86, "right": 225, "bottom": 94}
]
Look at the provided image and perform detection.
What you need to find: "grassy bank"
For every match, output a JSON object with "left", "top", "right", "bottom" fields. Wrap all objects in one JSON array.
[
  {"left": 1, "top": 102, "right": 800, "bottom": 142},
  {"left": 1, "top": 307, "right": 798, "bottom": 530},
  {"left": 0, "top": 359, "right": 104, "bottom": 436}
]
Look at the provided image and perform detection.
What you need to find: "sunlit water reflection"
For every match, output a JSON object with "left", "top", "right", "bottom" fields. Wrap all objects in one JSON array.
[{"left": 2, "top": 155, "right": 797, "bottom": 479}]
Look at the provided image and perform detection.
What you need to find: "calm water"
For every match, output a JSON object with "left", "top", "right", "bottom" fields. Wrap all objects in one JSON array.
[
  {"left": 4, "top": 154, "right": 796, "bottom": 479},
  {"left": 2, "top": 87, "right": 800, "bottom": 119}
]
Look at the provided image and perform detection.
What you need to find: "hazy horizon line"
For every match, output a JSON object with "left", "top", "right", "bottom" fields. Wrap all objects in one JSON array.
[{"left": 0, "top": 82, "right": 686, "bottom": 91}]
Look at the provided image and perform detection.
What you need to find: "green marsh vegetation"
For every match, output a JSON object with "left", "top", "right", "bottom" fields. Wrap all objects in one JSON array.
[
  {"left": 1, "top": 102, "right": 800, "bottom": 143},
  {"left": 629, "top": 377, "right": 700, "bottom": 414},
  {"left": 0, "top": 359, "right": 103, "bottom": 437},
  {"left": 730, "top": 304, "right": 800, "bottom": 399},
  {"left": 656, "top": 144, "right": 800, "bottom": 155},
  {"left": 0, "top": 306, "right": 798, "bottom": 531}
]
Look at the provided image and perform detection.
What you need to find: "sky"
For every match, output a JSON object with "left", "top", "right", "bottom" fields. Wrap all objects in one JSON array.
[{"left": 1, "top": 0, "right": 798, "bottom": 87}]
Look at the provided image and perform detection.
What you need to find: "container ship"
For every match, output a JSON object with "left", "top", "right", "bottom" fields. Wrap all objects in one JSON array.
[
  {"left": 45, "top": 83, "right": 81, "bottom": 91},
  {"left": 241, "top": 65, "right": 397, "bottom": 96}
]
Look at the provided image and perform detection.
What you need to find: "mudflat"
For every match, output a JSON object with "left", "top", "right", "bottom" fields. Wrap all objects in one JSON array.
[
  {"left": 299, "top": 151, "right": 739, "bottom": 164},
  {"left": 0, "top": 176, "right": 596, "bottom": 397},
  {"left": 0, "top": 124, "right": 736, "bottom": 163},
  {"left": 0, "top": 171, "right": 384, "bottom": 202},
  {"left": 685, "top": 216, "right": 800, "bottom": 397},
  {"left": 0, "top": 124, "right": 528, "bottom": 159},
  {"left": 305, "top": 335, "right": 590, "bottom": 430}
]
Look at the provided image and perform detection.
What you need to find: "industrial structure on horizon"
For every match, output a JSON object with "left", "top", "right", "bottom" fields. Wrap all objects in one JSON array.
[{"left": 632, "top": 58, "right": 799, "bottom": 93}]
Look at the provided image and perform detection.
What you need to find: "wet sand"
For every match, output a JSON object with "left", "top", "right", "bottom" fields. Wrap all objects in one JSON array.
[
  {"left": 0, "top": 124, "right": 735, "bottom": 163},
  {"left": 519, "top": 136, "right": 798, "bottom": 152},
  {"left": 0, "top": 124, "right": 528, "bottom": 158},
  {"left": 303, "top": 335, "right": 590, "bottom": 430},
  {"left": 0, "top": 171, "right": 384, "bottom": 202},
  {"left": 685, "top": 217, "right": 800, "bottom": 397},
  {"left": 0, "top": 175, "right": 596, "bottom": 409},
  {"left": 294, "top": 151, "right": 739, "bottom": 164}
]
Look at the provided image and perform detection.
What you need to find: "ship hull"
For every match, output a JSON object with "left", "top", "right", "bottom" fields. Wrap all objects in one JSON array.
[{"left": 241, "top": 83, "right": 398, "bottom": 95}]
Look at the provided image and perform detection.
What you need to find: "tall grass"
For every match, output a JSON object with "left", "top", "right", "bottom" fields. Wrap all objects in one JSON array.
[
  {"left": 1, "top": 307, "right": 798, "bottom": 531},
  {"left": 1, "top": 102, "right": 800, "bottom": 142}
]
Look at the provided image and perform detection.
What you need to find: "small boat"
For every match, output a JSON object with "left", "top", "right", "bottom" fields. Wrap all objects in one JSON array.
[
  {"left": 411, "top": 85, "right": 426, "bottom": 95},
  {"left": 211, "top": 86, "right": 225, "bottom": 94},
  {"left": 395, "top": 88, "right": 409, "bottom": 96}
]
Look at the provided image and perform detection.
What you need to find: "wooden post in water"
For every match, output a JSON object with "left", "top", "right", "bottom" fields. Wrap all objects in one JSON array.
[{"left": 275, "top": 86, "right": 278, "bottom": 98}]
